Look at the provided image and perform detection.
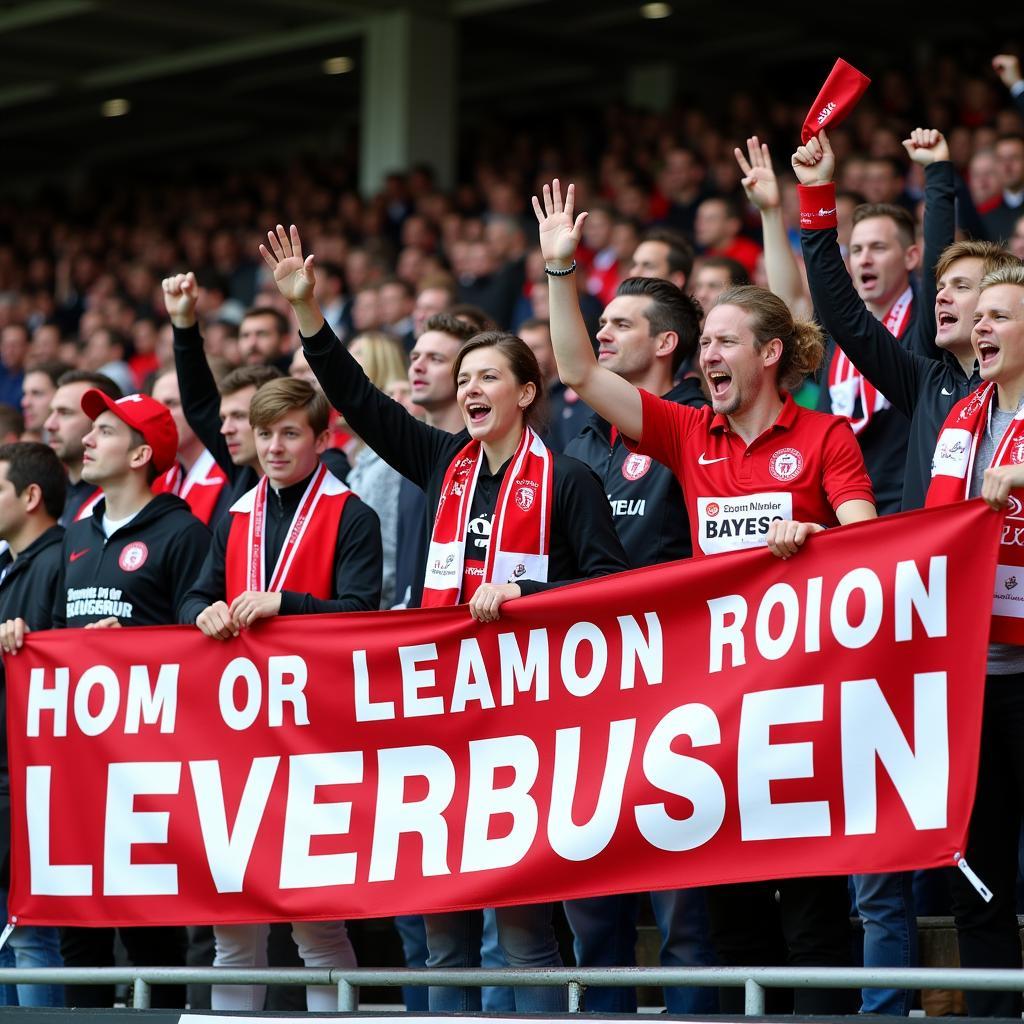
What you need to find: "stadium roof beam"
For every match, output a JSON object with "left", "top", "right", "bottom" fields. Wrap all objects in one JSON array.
[
  {"left": 0, "top": 0, "right": 94, "bottom": 34},
  {"left": 79, "top": 18, "right": 368, "bottom": 90}
]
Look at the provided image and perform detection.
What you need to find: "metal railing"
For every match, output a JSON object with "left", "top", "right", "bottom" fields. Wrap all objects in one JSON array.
[{"left": 1, "top": 965, "right": 1023, "bottom": 1013}]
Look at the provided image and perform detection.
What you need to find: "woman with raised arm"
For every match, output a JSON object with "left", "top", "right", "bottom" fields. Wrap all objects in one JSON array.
[{"left": 260, "top": 223, "right": 628, "bottom": 1012}]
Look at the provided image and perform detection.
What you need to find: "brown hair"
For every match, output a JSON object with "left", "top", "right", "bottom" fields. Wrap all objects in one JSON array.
[
  {"left": 56, "top": 369, "right": 122, "bottom": 400},
  {"left": 452, "top": 331, "right": 546, "bottom": 430},
  {"left": 935, "top": 240, "right": 1019, "bottom": 285},
  {"left": 851, "top": 203, "right": 916, "bottom": 248},
  {"left": 219, "top": 364, "right": 282, "bottom": 397},
  {"left": 714, "top": 285, "right": 824, "bottom": 392},
  {"left": 249, "top": 377, "right": 330, "bottom": 436},
  {"left": 422, "top": 313, "right": 478, "bottom": 345}
]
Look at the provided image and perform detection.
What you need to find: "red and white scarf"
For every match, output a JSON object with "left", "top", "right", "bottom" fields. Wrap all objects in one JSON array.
[
  {"left": 154, "top": 450, "right": 227, "bottom": 525},
  {"left": 927, "top": 382, "right": 1024, "bottom": 645},
  {"left": 828, "top": 286, "right": 913, "bottom": 435},
  {"left": 224, "top": 464, "right": 351, "bottom": 603},
  {"left": 421, "top": 428, "right": 553, "bottom": 607}
]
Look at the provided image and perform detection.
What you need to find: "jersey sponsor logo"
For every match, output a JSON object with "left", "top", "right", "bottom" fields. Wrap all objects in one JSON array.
[
  {"left": 118, "top": 542, "right": 148, "bottom": 572},
  {"left": 941, "top": 387, "right": 953, "bottom": 396},
  {"left": 698, "top": 452, "right": 729, "bottom": 465},
  {"left": 768, "top": 447, "right": 803, "bottom": 482},
  {"left": 621, "top": 454, "right": 651, "bottom": 480},
  {"left": 931, "top": 427, "right": 972, "bottom": 479},
  {"left": 69, "top": 549, "right": 91, "bottom": 563},
  {"left": 696, "top": 493, "right": 793, "bottom": 555},
  {"left": 514, "top": 485, "right": 536, "bottom": 511},
  {"left": 608, "top": 498, "right": 646, "bottom": 517}
]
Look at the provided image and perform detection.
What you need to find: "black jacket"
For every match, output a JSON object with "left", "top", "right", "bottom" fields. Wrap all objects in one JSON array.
[
  {"left": 812, "top": 163, "right": 954, "bottom": 514},
  {"left": 61, "top": 477, "right": 99, "bottom": 526},
  {"left": 0, "top": 524, "right": 64, "bottom": 801},
  {"left": 56, "top": 493, "right": 210, "bottom": 627},
  {"left": 178, "top": 470, "right": 383, "bottom": 622},
  {"left": 302, "top": 322, "right": 629, "bottom": 607},
  {"left": 172, "top": 324, "right": 350, "bottom": 513},
  {"left": 565, "top": 377, "right": 707, "bottom": 567},
  {"left": 801, "top": 162, "right": 970, "bottom": 511}
]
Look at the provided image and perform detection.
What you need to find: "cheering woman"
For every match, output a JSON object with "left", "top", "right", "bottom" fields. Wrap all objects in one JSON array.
[{"left": 260, "top": 224, "right": 628, "bottom": 1011}]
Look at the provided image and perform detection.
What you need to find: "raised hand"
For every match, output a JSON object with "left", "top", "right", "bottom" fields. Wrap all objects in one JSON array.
[
  {"left": 735, "top": 136, "right": 780, "bottom": 211},
  {"left": 162, "top": 271, "right": 199, "bottom": 328},
  {"left": 993, "top": 54, "right": 1023, "bottom": 90},
  {"left": 259, "top": 224, "right": 316, "bottom": 304},
  {"left": 791, "top": 129, "right": 835, "bottom": 187},
  {"left": 532, "top": 179, "right": 587, "bottom": 267},
  {"left": 902, "top": 127, "right": 949, "bottom": 166}
]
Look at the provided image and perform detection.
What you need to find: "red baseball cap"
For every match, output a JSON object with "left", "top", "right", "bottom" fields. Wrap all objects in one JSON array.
[{"left": 81, "top": 390, "right": 178, "bottom": 474}]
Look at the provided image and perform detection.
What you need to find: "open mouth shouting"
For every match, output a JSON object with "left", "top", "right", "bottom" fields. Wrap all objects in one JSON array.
[
  {"left": 465, "top": 401, "right": 492, "bottom": 425},
  {"left": 706, "top": 369, "right": 732, "bottom": 399},
  {"left": 976, "top": 339, "right": 1000, "bottom": 371}
]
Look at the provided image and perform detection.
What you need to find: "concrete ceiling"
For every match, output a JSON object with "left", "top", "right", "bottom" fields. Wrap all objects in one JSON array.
[{"left": 0, "top": 0, "right": 1022, "bottom": 187}]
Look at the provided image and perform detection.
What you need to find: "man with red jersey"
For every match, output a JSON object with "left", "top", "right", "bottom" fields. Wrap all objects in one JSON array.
[{"left": 536, "top": 178, "right": 875, "bottom": 1014}]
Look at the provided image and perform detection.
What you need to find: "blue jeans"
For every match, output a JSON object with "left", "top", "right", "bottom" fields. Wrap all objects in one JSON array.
[
  {"left": 852, "top": 872, "right": 917, "bottom": 1015},
  {"left": 563, "top": 890, "right": 717, "bottom": 1012},
  {"left": 396, "top": 910, "right": 513, "bottom": 1011},
  {"left": 423, "top": 904, "right": 565, "bottom": 1012},
  {"left": 0, "top": 890, "right": 63, "bottom": 1007}
]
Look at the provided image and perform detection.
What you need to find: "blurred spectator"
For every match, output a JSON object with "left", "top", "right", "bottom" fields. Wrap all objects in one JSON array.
[
  {"left": 0, "top": 325, "right": 28, "bottom": 407},
  {"left": 20, "top": 360, "right": 71, "bottom": 442},
  {"left": 694, "top": 197, "right": 762, "bottom": 275}
]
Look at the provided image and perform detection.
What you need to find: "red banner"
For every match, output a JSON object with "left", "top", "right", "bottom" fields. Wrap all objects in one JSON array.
[{"left": 5, "top": 501, "right": 1000, "bottom": 927}]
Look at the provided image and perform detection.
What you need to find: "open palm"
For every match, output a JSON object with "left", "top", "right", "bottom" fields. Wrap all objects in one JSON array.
[
  {"left": 259, "top": 223, "right": 316, "bottom": 303},
  {"left": 532, "top": 179, "right": 587, "bottom": 264}
]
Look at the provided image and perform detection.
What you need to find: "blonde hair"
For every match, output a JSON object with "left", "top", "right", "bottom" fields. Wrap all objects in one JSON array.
[
  {"left": 980, "top": 262, "right": 1024, "bottom": 291},
  {"left": 715, "top": 285, "right": 824, "bottom": 392},
  {"left": 348, "top": 331, "right": 408, "bottom": 391}
]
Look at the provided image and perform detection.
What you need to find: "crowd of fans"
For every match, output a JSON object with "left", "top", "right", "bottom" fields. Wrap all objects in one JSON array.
[{"left": 0, "top": 46, "right": 1021, "bottom": 1016}]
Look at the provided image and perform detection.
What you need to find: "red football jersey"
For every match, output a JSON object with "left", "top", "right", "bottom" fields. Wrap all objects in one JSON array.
[{"left": 627, "top": 389, "right": 874, "bottom": 556}]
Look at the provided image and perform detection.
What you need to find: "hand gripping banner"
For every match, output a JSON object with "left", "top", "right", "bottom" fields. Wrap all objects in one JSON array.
[{"left": 5, "top": 501, "right": 1000, "bottom": 926}]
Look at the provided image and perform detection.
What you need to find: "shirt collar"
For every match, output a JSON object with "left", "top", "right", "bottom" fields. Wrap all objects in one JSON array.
[{"left": 710, "top": 393, "right": 798, "bottom": 436}]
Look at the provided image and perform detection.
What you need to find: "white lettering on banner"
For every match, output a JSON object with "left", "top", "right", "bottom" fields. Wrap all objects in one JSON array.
[
  {"left": 124, "top": 664, "right": 178, "bottom": 734},
  {"left": 548, "top": 720, "right": 636, "bottom": 861},
  {"left": 369, "top": 746, "right": 455, "bottom": 882},
  {"left": 841, "top": 673, "right": 949, "bottom": 834},
  {"left": 451, "top": 638, "right": 496, "bottom": 713},
  {"left": 279, "top": 752, "right": 362, "bottom": 889},
  {"left": 191, "top": 757, "right": 280, "bottom": 893},
  {"left": 461, "top": 735, "right": 540, "bottom": 872},
  {"left": 498, "top": 629, "right": 550, "bottom": 705},
  {"left": 697, "top": 492, "right": 792, "bottom": 555},
  {"left": 707, "top": 558, "right": 948, "bottom": 673},
  {"left": 738, "top": 685, "right": 831, "bottom": 840},
  {"left": 218, "top": 656, "right": 310, "bottom": 730},
  {"left": 561, "top": 622, "right": 608, "bottom": 697},
  {"left": 353, "top": 649, "right": 395, "bottom": 722},
  {"left": 28, "top": 663, "right": 182, "bottom": 738},
  {"left": 635, "top": 704, "right": 726, "bottom": 851},
  {"left": 400, "top": 644, "right": 444, "bottom": 718},
  {"left": 25, "top": 668, "right": 952, "bottom": 895},
  {"left": 26, "top": 765, "right": 92, "bottom": 895},
  {"left": 104, "top": 762, "right": 181, "bottom": 896},
  {"left": 617, "top": 613, "right": 662, "bottom": 688}
]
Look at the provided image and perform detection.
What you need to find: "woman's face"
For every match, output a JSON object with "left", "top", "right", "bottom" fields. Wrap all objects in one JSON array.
[{"left": 456, "top": 346, "right": 535, "bottom": 444}]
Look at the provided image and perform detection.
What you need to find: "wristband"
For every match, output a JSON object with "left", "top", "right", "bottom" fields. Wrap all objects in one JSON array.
[
  {"left": 545, "top": 260, "right": 577, "bottom": 277},
  {"left": 798, "top": 182, "right": 838, "bottom": 230}
]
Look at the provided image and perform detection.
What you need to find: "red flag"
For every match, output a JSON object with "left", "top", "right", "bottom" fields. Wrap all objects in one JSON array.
[{"left": 801, "top": 58, "right": 871, "bottom": 143}]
